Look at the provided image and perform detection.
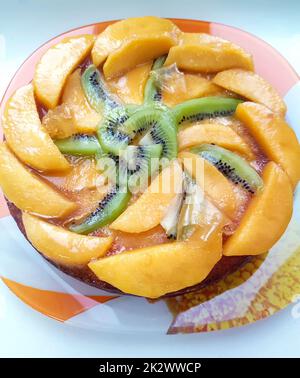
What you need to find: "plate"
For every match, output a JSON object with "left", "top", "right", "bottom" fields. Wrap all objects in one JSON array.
[{"left": 0, "top": 18, "right": 300, "bottom": 334}]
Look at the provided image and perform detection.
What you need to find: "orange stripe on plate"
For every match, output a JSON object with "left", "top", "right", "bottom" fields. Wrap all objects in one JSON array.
[
  {"left": 91, "top": 18, "right": 211, "bottom": 35},
  {"left": 92, "top": 20, "right": 116, "bottom": 34},
  {"left": 2, "top": 277, "right": 118, "bottom": 322},
  {"left": 171, "top": 18, "right": 210, "bottom": 33},
  {"left": 0, "top": 194, "right": 9, "bottom": 218}
]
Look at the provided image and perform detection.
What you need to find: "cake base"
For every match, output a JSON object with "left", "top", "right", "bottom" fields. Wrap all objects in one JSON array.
[{"left": 7, "top": 199, "right": 251, "bottom": 298}]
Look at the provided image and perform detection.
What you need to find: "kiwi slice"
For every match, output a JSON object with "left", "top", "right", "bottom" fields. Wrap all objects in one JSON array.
[
  {"left": 81, "top": 65, "right": 120, "bottom": 113},
  {"left": 160, "top": 191, "right": 184, "bottom": 239},
  {"left": 143, "top": 55, "right": 166, "bottom": 104},
  {"left": 152, "top": 55, "right": 167, "bottom": 70},
  {"left": 139, "top": 108, "right": 178, "bottom": 161},
  {"left": 191, "top": 144, "right": 263, "bottom": 194},
  {"left": 54, "top": 134, "right": 102, "bottom": 156},
  {"left": 120, "top": 144, "right": 162, "bottom": 192},
  {"left": 176, "top": 176, "right": 203, "bottom": 241},
  {"left": 172, "top": 97, "right": 243, "bottom": 125},
  {"left": 97, "top": 106, "right": 135, "bottom": 155},
  {"left": 176, "top": 174, "right": 226, "bottom": 241},
  {"left": 98, "top": 105, "right": 170, "bottom": 156},
  {"left": 69, "top": 185, "right": 131, "bottom": 234}
]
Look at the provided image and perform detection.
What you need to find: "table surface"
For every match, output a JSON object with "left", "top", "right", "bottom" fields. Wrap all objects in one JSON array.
[{"left": 1, "top": 0, "right": 300, "bottom": 357}]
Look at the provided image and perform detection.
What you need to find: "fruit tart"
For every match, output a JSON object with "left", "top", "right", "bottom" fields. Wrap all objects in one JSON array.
[{"left": 1, "top": 16, "right": 299, "bottom": 299}]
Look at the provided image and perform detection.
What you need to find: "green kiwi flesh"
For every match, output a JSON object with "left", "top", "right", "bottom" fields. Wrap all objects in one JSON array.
[
  {"left": 172, "top": 97, "right": 243, "bottom": 125},
  {"left": 139, "top": 108, "right": 178, "bottom": 161},
  {"left": 191, "top": 144, "right": 263, "bottom": 194},
  {"left": 69, "top": 185, "right": 131, "bottom": 234},
  {"left": 143, "top": 55, "right": 166, "bottom": 104},
  {"left": 54, "top": 134, "right": 102, "bottom": 156},
  {"left": 81, "top": 65, "right": 120, "bottom": 113},
  {"left": 98, "top": 105, "right": 173, "bottom": 156},
  {"left": 120, "top": 144, "right": 162, "bottom": 192},
  {"left": 97, "top": 106, "right": 136, "bottom": 155}
]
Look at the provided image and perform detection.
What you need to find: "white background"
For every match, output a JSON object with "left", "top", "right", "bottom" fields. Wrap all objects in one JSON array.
[{"left": 0, "top": 0, "right": 300, "bottom": 357}]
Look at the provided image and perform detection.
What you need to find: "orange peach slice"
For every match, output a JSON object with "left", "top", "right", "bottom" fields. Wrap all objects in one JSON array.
[
  {"left": 62, "top": 69, "right": 101, "bottom": 133},
  {"left": 107, "top": 62, "right": 152, "bottom": 104},
  {"left": 223, "top": 162, "right": 293, "bottom": 256},
  {"left": 162, "top": 74, "right": 223, "bottom": 107},
  {"left": 103, "top": 36, "right": 177, "bottom": 79},
  {"left": 23, "top": 213, "right": 113, "bottom": 265},
  {"left": 179, "top": 151, "right": 236, "bottom": 219},
  {"left": 0, "top": 143, "right": 76, "bottom": 218},
  {"left": 110, "top": 160, "right": 183, "bottom": 233},
  {"left": 2, "top": 84, "right": 70, "bottom": 172},
  {"left": 34, "top": 35, "right": 95, "bottom": 109},
  {"left": 92, "top": 16, "right": 180, "bottom": 67},
  {"left": 213, "top": 69, "right": 286, "bottom": 115},
  {"left": 180, "top": 33, "right": 229, "bottom": 45},
  {"left": 42, "top": 68, "right": 102, "bottom": 137},
  {"left": 236, "top": 102, "right": 300, "bottom": 188},
  {"left": 164, "top": 32, "right": 254, "bottom": 73},
  {"left": 178, "top": 123, "right": 254, "bottom": 159},
  {"left": 88, "top": 232, "right": 222, "bottom": 298}
]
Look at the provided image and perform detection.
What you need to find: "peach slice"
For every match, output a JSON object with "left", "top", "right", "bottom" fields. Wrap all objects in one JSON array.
[
  {"left": 42, "top": 68, "right": 102, "bottom": 138},
  {"left": 178, "top": 123, "right": 254, "bottom": 159},
  {"left": 213, "top": 69, "right": 286, "bottom": 115},
  {"left": 107, "top": 62, "right": 152, "bottom": 104},
  {"left": 164, "top": 32, "right": 254, "bottom": 73},
  {"left": 180, "top": 33, "right": 230, "bottom": 45},
  {"left": 236, "top": 102, "right": 300, "bottom": 188},
  {"left": 162, "top": 73, "right": 223, "bottom": 107},
  {"left": 103, "top": 36, "right": 177, "bottom": 79},
  {"left": 88, "top": 231, "right": 222, "bottom": 298},
  {"left": 2, "top": 84, "right": 70, "bottom": 172},
  {"left": 33, "top": 34, "right": 95, "bottom": 109},
  {"left": 92, "top": 16, "right": 180, "bottom": 67},
  {"left": 23, "top": 213, "right": 113, "bottom": 265},
  {"left": 110, "top": 160, "right": 183, "bottom": 233},
  {"left": 179, "top": 151, "right": 236, "bottom": 219},
  {"left": 62, "top": 69, "right": 101, "bottom": 133},
  {"left": 223, "top": 162, "right": 293, "bottom": 256},
  {"left": 0, "top": 143, "right": 76, "bottom": 218}
]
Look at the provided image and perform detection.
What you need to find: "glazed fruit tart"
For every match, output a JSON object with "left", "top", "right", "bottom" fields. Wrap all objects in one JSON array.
[{"left": 0, "top": 16, "right": 299, "bottom": 299}]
